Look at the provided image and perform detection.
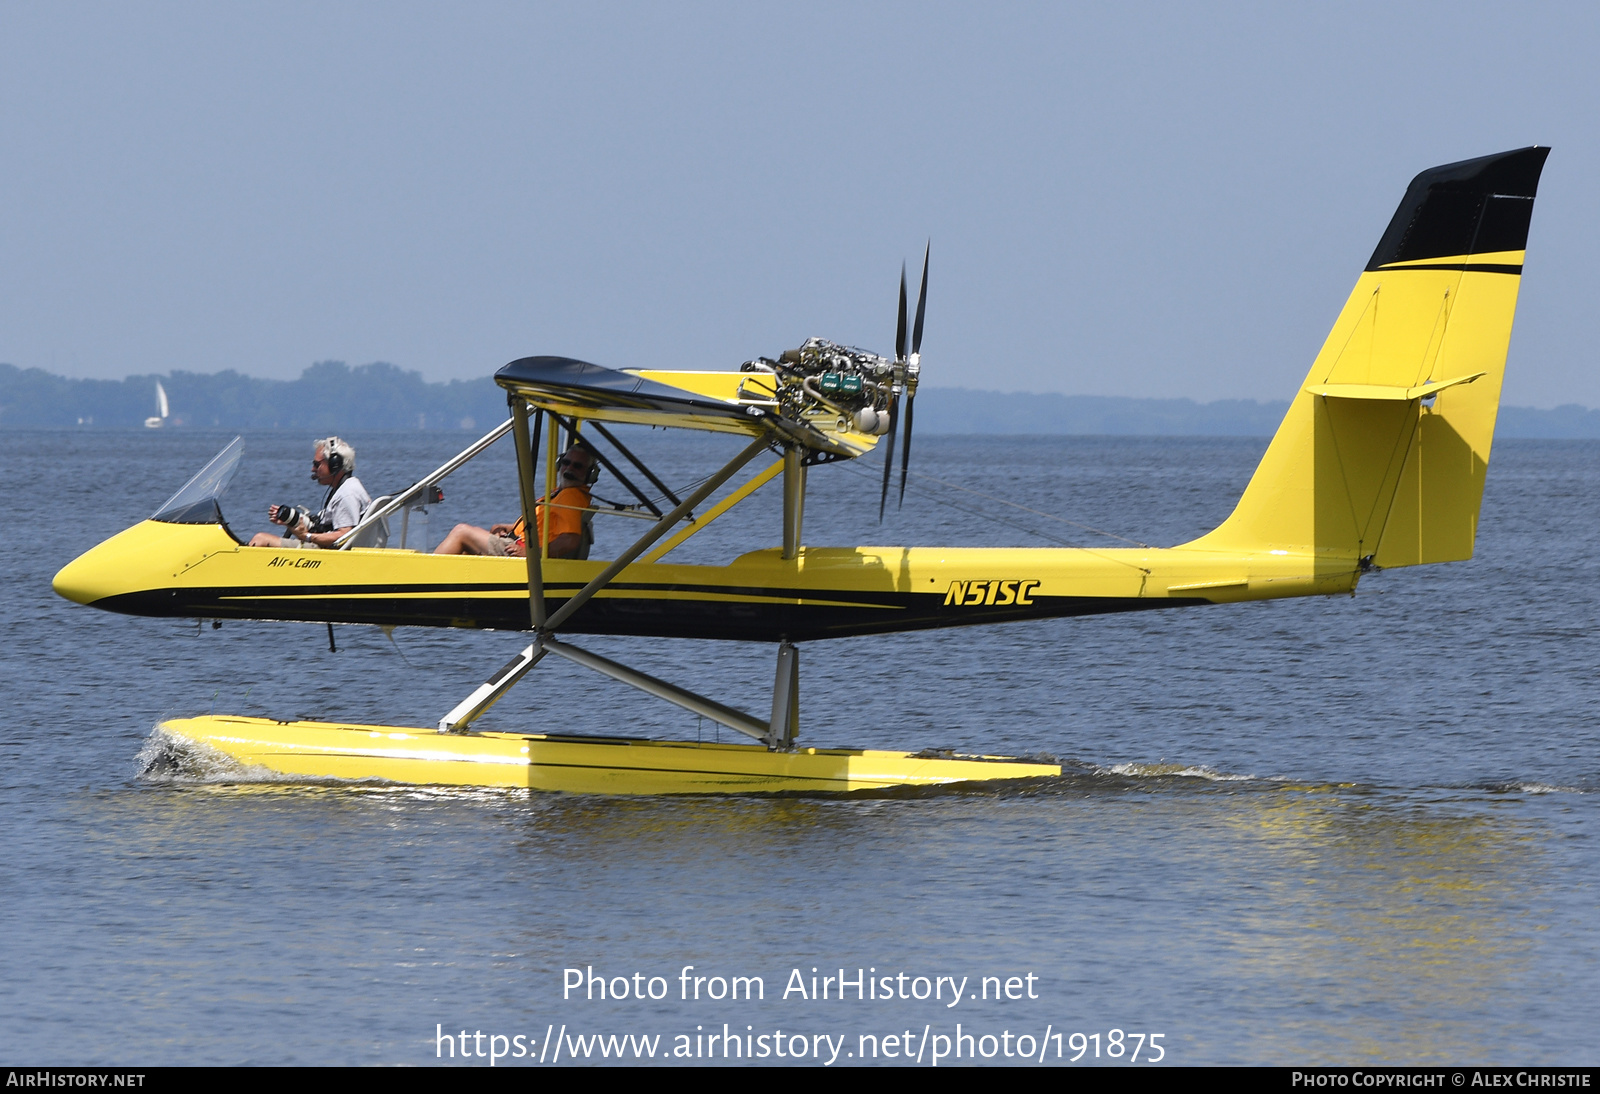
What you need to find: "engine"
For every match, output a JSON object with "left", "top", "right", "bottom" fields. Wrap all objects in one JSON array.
[{"left": 739, "top": 338, "right": 901, "bottom": 435}]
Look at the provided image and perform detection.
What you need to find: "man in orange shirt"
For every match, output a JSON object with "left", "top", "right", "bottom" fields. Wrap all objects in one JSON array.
[{"left": 434, "top": 445, "right": 596, "bottom": 559}]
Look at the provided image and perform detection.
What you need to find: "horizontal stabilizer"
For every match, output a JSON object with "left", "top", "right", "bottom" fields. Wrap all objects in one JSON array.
[{"left": 1304, "top": 372, "right": 1485, "bottom": 401}]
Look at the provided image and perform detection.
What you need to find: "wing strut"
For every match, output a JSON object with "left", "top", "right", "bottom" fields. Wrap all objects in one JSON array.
[
  {"left": 782, "top": 445, "right": 806, "bottom": 559},
  {"left": 439, "top": 433, "right": 788, "bottom": 742},
  {"left": 510, "top": 397, "right": 546, "bottom": 629},
  {"left": 585, "top": 420, "right": 684, "bottom": 508},
  {"left": 549, "top": 413, "right": 664, "bottom": 517},
  {"left": 540, "top": 435, "right": 769, "bottom": 632}
]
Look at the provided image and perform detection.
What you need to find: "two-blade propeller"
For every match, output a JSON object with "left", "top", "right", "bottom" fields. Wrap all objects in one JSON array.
[{"left": 879, "top": 242, "right": 929, "bottom": 521}]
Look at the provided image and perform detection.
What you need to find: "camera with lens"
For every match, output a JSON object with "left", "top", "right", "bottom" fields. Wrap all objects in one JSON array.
[{"left": 274, "top": 503, "right": 313, "bottom": 532}]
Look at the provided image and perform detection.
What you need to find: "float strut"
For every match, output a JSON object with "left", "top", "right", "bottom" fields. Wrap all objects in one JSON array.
[
  {"left": 768, "top": 640, "right": 799, "bottom": 750},
  {"left": 438, "top": 643, "right": 549, "bottom": 733},
  {"left": 538, "top": 637, "right": 771, "bottom": 743}
]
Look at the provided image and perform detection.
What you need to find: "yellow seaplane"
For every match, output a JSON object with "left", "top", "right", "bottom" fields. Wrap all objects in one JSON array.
[{"left": 54, "top": 147, "right": 1548, "bottom": 795}]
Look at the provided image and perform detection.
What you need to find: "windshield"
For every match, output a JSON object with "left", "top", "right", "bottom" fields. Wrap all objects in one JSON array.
[{"left": 152, "top": 437, "right": 245, "bottom": 524}]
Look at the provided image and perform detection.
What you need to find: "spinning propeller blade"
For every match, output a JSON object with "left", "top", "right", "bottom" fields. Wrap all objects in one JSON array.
[
  {"left": 912, "top": 241, "right": 928, "bottom": 357},
  {"left": 898, "top": 243, "right": 928, "bottom": 508},
  {"left": 895, "top": 263, "right": 908, "bottom": 362},
  {"left": 898, "top": 396, "right": 914, "bottom": 506},
  {"left": 879, "top": 265, "right": 908, "bottom": 522},
  {"left": 877, "top": 396, "right": 899, "bottom": 522}
]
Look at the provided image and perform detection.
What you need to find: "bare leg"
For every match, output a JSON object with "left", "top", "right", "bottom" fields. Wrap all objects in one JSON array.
[{"left": 434, "top": 524, "right": 508, "bottom": 555}]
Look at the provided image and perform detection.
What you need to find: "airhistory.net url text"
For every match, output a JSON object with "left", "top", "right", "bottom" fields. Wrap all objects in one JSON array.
[{"left": 435, "top": 1023, "right": 1165, "bottom": 1065}]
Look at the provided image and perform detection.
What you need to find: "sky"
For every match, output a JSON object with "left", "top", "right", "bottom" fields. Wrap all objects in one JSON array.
[{"left": 2, "top": 2, "right": 1597, "bottom": 407}]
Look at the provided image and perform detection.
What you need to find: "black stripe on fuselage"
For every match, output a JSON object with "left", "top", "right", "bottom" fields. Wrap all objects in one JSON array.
[
  {"left": 91, "top": 586, "right": 1207, "bottom": 642},
  {"left": 129, "top": 578, "right": 918, "bottom": 608}
]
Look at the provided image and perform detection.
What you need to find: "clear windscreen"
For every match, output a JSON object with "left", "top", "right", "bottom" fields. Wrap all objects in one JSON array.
[{"left": 151, "top": 437, "right": 245, "bottom": 524}]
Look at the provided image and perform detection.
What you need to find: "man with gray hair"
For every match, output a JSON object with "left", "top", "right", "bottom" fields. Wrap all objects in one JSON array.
[{"left": 249, "top": 436, "right": 372, "bottom": 549}]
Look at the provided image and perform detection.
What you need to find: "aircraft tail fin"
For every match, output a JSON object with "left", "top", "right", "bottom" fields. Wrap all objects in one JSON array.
[{"left": 1185, "top": 147, "right": 1549, "bottom": 569}]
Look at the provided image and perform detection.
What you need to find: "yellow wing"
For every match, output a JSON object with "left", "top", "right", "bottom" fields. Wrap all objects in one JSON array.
[{"left": 494, "top": 356, "right": 884, "bottom": 459}]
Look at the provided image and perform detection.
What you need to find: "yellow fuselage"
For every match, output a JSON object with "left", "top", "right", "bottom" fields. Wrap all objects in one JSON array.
[{"left": 53, "top": 518, "right": 1353, "bottom": 641}]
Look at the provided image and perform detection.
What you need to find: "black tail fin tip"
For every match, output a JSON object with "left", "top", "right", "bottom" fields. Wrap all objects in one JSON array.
[{"left": 1366, "top": 146, "right": 1550, "bottom": 271}]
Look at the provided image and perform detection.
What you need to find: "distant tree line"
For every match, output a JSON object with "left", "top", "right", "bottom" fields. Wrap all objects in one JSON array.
[
  {"left": 0, "top": 361, "right": 508, "bottom": 430},
  {"left": 3, "top": 361, "right": 1598, "bottom": 438},
  {"left": 917, "top": 389, "right": 1600, "bottom": 438}
]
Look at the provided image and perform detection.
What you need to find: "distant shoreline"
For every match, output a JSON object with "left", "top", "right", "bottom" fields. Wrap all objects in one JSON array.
[{"left": 5, "top": 362, "right": 1598, "bottom": 439}]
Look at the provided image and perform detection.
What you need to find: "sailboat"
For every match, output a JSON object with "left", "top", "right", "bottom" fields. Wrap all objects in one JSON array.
[{"left": 144, "top": 380, "right": 169, "bottom": 429}]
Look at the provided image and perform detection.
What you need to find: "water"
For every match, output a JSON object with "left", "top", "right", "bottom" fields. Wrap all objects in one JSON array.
[{"left": 2, "top": 429, "right": 1596, "bottom": 1065}]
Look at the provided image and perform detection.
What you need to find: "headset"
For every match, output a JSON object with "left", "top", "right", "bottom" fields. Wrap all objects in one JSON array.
[
  {"left": 561, "top": 445, "right": 601, "bottom": 487},
  {"left": 317, "top": 437, "right": 355, "bottom": 476}
]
